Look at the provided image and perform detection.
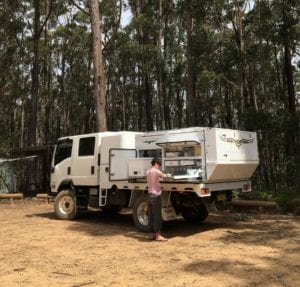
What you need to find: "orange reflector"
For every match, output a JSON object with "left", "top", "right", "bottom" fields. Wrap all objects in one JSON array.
[
  {"left": 200, "top": 187, "right": 209, "bottom": 196},
  {"left": 243, "top": 183, "right": 251, "bottom": 191}
]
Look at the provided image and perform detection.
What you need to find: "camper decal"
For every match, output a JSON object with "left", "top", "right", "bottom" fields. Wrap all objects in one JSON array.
[{"left": 219, "top": 135, "right": 254, "bottom": 148}]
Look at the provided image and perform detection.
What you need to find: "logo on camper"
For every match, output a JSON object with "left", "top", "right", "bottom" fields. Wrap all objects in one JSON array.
[{"left": 219, "top": 135, "right": 254, "bottom": 148}]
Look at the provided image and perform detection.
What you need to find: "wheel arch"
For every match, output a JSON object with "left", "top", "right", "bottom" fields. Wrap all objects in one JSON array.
[{"left": 57, "top": 180, "right": 74, "bottom": 193}]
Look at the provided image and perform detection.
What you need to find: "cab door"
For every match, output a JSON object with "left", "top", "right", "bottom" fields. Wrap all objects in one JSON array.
[
  {"left": 71, "top": 136, "right": 99, "bottom": 186},
  {"left": 50, "top": 138, "right": 73, "bottom": 193}
]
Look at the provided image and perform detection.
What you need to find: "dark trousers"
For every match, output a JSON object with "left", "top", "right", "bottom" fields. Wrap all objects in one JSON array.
[{"left": 148, "top": 194, "right": 162, "bottom": 233}]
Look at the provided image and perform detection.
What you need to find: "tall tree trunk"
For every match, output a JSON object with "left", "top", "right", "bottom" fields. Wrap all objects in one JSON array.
[
  {"left": 238, "top": 4, "right": 245, "bottom": 117},
  {"left": 28, "top": 0, "right": 40, "bottom": 147},
  {"left": 283, "top": 44, "right": 296, "bottom": 115},
  {"left": 185, "top": 0, "right": 195, "bottom": 127},
  {"left": 137, "top": 66, "right": 143, "bottom": 130},
  {"left": 232, "top": 0, "right": 248, "bottom": 128},
  {"left": 143, "top": 66, "right": 153, "bottom": 131},
  {"left": 107, "top": 0, "right": 122, "bottom": 130},
  {"left": 26, "top": 0, "right": 52, "bottom": 194},
  {"left": 157, "top": 0, "right": 165, "bottom": 130},
  {"left": 224, "top": 86, "right": 233, "bottom": 128},
  {"left": 27, "top": 0, "right": 52, "bottom": 144},
  {"left": 135, "top": 0, "right": 153, "bottom": 131},
  {"left": 163, "top": 1, "right": 173, "bottom": 130},
  {"left": 26, "top": 0, "right": 41, "bottom": 195},
  {"left": 282, "top": 8, "right": 297, "bottom": 186},
  {"left": 89, "top": 0, "right": 107, "bottom": 132},
  {"left": 59, "top": 49, "right": 66, "bottom": 137},
  {"left": 121, "top": 81, "right": 126, "bottom": 130},
  {"left": 176, "top": 90, "right": 183, "bottom": 128},
  {"left": 43, "top": 14, "right": 52, "bottom": 146}
]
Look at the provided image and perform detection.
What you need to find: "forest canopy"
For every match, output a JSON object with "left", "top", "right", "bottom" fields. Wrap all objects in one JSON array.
[{"left": 0, "top": 0, "right": 299, "bottom": 195}]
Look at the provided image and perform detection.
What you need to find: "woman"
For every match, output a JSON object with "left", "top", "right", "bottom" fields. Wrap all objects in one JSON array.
[{"left": 146, "top": 157, "right": 169, "bottom": 241}]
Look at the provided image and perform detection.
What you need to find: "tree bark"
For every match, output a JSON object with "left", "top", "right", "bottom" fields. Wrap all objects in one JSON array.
[
  {"left": 143, "top": 67, "right": 153, "bottom": 131},
  {"left": 28, "top": 0, "right": 40, "bottom": 147},
  {"left": 157, "top": 0, "right": 165, "bottom": 130},
  {"left": 232, "top": 0, "right": 248, "bottom": 128},
  {"left": 27, "top": 0, "right": 52, "bottom": 145},
  {"left": 89, "top": 0, "right": 107, "bottom": 132},
  {"left": 282, "top": 7, "right": 297, "bottom": 185},
  {"left": 185, "top": 0, "right": 195, "bottom": 127}
]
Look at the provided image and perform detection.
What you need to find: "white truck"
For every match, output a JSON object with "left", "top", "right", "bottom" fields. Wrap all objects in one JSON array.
[{"left": 50, "top": 127, "right": 259, "bottom": 231}]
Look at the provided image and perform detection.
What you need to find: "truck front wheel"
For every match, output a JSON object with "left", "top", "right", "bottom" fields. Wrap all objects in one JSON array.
[
  {"left": 132, "top": 195, "right": 152, "bottom": 232},
  {"left": 54, "top": 189, "right": 78, "bottom": 220}
]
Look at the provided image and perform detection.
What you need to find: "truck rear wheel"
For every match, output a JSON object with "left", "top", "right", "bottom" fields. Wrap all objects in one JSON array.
[
  {"left": 132, "top": 195, "right": 152, "bottom": 232},
  {"left": 171, "top": 192, "right": 209, "bottom": 223},
  {"left": 180, "top": 204, "right": 209, "bottom": 223},
  {"left": 54, "top": 189, "right": 78, "bottom": 220}
]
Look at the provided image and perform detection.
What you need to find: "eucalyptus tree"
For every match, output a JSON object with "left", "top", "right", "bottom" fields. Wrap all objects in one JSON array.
[
  {"left": 27, "top": 0, "right": 53, "bottom": 147},
  {"left": 100, "top": 0, "right": 123, "bottom": 130},
  {"left": 233, "top": 0, "right": 299, "bottom": 189},
  {"left": 89, "top": 0, "right": 107, "bottom": 131},
  {"left": 176, "top": 0, "right": 233, "bottom": 127},
  {"left": 264, "top": 0, "right": 298, "bottom": 187},
  {"left": 122, "top": 0, "right": 184, "bottom": 130},
  {"left": 270, "top": 0, "right": 298, "bottom": 181},
  {"left": 0, "top": 0, "right": 25, "bottom": 147},
  {"left": 124, "top": 0, "right": 157, "bottom": 130},
  {"left": 52, "top": 18, "right": 94, "bottom": 135}
]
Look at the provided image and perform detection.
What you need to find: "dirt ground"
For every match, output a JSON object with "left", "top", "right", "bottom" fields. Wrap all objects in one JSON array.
[{"left": 0, "top": 199, "right": 299, "bottom": 287}]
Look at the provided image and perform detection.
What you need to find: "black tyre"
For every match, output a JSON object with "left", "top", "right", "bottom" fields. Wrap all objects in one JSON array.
[
  {"left": 132, "top": 195, "right": 152, "bottom": 232},
  {"left": 54, "top": 189, "right": 78, "bottom": 220},
  {"left": 180, "top": 204, "right": 209, "bottom": 223}
]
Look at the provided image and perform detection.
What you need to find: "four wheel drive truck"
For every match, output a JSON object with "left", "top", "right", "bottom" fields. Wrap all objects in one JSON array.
[{"left": 50, "top": 127, "right": 259, "bottom": 232}]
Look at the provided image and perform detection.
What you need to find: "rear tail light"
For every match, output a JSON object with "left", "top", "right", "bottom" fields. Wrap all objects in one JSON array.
[
  {"left": 243, "top": 183, "right": 251, "bottom": 192},
  {"left": 200, "top": 187, "right": 210, "bottom": 196}
]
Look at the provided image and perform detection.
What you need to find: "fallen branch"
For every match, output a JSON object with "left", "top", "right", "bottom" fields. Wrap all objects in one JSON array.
[{"left": 231, "top": 199, "right": 278, "bottom": 208}]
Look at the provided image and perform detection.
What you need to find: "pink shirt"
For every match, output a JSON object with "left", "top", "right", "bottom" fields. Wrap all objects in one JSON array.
[{"left": 147, "top": 167, "right": 162, "bottom": 195}]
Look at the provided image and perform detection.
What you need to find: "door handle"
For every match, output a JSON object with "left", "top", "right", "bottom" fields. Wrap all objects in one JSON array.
[
  {"left": 91, "top": 166, "right": 95, "bottom": 175},
  {"left": 67, "top": 167, "right": 71, "bottom": 175}
]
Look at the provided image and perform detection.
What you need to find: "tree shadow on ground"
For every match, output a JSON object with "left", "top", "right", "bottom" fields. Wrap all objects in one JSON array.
[
  {"left": 31, "top": 207, "right": 224, "bottom": 239},
  {"left": 30, "top": 208, "right": 300, "bottom": 244},
  {"left": 183, "top": 256, "right": 299, "bottom": 286},
  {"left": 181, "top": 215, "right": 300, "bottom": 287},
  {"left": 26, "top": 211, "right": 56, "bottom": 220}
]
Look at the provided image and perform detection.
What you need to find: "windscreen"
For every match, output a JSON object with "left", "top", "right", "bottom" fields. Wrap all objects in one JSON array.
[{"left": 54, "top": 138, "right": 73, "bottom": 165}]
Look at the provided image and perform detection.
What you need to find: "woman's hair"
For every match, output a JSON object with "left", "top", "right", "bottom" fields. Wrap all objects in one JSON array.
[{"left": 151, "top": 157, "right": 161, "bottom": 166}]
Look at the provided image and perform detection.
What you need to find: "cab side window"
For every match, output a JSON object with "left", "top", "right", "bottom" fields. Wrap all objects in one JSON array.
[
  {"left": 78, "top": 137, "right": 95, "bottom": 156},
  {"left": 54, "top": 139, "right": 73, "bottom": 165}
]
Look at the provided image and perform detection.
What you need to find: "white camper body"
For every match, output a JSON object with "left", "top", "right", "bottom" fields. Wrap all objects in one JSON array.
[{"left": 50, "top": 127, "right": 259, "bottom": 231}]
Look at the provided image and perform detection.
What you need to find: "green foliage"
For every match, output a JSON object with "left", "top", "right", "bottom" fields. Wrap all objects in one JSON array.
[
  {"left": 274, "top": 188, "right": 300, "bottom": 214},
  {"left": 234, "top": 182, "right": 300, "bottom": 214},
  {"left": 0, "top": 144, "right": 10, "bottom": 159}
]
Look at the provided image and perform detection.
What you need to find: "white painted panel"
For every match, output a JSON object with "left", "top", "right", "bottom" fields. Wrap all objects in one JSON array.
[
  {"left": 110, "top": 149, "right": 137, "bottom": 180},
  {"left": 128, "top": 158, "right": 152, "bottom": 178},
  {"left": 205, "top": 128, "right": 259, "bottom": 181}
]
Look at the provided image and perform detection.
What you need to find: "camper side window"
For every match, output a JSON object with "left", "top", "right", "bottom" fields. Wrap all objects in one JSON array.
[
  {"left": 54, "top": 139, "right": 73, "bottom": 165},
  {"left": 138, "top": 149, "right": 162, "bottom": 158},
  {"left": 78, "top": 137, "right": 95, "bottom": 156}
]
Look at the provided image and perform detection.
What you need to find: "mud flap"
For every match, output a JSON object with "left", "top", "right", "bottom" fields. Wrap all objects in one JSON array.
[{"left": 162, "top": 207, "right": 177, "bottom": 221}]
